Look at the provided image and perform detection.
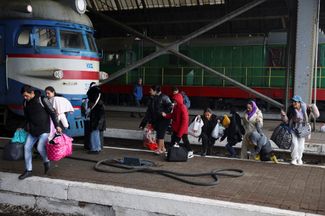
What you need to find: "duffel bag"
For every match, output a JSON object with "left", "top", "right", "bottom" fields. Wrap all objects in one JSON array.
[
  {"left": 46, "top": 133, "right": 73, "bottom": 161},
  {"left": 271, "top": 124, "right": 292, "bottom": 149},
  {"left": 3, "top": 142, "right": 24, "bottom": 160},
  {"left": 166, "top": 144, "right": 188, "bottom": 162}
]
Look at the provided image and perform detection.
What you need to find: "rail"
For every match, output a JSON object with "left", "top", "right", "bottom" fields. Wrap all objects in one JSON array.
[{"left": 122, "top": 66, "right": 325, "bottom": 88}]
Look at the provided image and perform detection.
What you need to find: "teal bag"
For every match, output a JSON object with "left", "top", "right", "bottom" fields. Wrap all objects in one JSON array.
[{"left": 11, "top": 129, "right": 28, "bottom": 144}]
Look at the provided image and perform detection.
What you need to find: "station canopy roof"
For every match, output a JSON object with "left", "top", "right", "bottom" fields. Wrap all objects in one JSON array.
[{"left": 86, "top": 0, "right": 224, "bottom": 11}]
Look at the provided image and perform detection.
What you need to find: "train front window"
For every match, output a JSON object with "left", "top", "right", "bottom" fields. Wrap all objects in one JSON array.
[
  {"left": 60, "top": 30, "right": 85, "bottom": 49},
  {"left": 17, "top": 28, "right": 32, "bottom": 46},
  {"left": 35, "top": 28, "right": 57, "bottom": 47},
  {"left": 86, "top": 33, "right": 97, "bottom": 52}
]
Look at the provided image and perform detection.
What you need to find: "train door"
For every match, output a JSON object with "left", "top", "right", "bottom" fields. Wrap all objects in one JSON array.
[{"left": 0, "top": 26, "right": 6, "bottom": 96}]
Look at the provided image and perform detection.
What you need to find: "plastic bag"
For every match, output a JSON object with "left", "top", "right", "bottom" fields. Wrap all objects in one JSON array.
[
  {"left": 11, "top": 129, "right": 28, "bottom": 144},
  {"left": 188, "top": 115, "right": 204, "bottom": 137},
  {"left": 143, "top": 124, "right": 158, "bottom": 150}
]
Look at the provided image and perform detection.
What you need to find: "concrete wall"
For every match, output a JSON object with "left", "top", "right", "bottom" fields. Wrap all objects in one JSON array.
[{"left": 0, "top": 172, "right": 320, "bottom": 216}]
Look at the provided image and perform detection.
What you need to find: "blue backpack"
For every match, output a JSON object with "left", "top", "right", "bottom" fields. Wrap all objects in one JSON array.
[{"left": 181, "top": 92, "right": 191, "bottom": 109}]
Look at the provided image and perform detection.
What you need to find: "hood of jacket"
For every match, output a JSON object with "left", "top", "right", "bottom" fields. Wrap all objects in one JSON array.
[{"left": 173, "top": 93, "right": 183, "bottom": 105}]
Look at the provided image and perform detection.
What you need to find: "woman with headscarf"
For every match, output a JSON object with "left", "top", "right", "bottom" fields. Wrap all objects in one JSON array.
[
  {"left": 241, "top": 100, "right": 263, "bottom": 159},
  {"left": 281, "top": 95, "right": 309, "bottom": 165}
]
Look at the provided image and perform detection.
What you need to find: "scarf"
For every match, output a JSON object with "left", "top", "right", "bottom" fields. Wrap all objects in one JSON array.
[{"left": 247, "top": 101, "right": 257, "bottom": 120}]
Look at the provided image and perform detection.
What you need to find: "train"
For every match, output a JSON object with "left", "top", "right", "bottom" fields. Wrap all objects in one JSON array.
[
  {"left": 0, "top": 0, "right": 108, "bottom": 137},
  {"left": 99, "top": 32, "right": 325, "bottom": 111}
]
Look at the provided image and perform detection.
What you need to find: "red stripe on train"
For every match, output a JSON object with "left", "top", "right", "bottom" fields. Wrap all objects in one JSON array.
[
  {"left": 62, "top": 70, "right": 99, "bottom": 80},
  {"left": 8, "top": 53, "right": 100, "bottom": 61}
]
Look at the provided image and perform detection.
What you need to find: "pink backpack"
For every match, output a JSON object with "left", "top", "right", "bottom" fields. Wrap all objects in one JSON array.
[{"left": 46, "top": 133, "right": 73, "bottom": 161}]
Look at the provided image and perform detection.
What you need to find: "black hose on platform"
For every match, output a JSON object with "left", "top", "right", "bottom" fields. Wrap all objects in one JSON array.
[{"left": 68, "top": 156, "right": 244, "bottom": 186}]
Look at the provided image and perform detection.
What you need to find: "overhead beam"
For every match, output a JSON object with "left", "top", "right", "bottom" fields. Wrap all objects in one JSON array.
[{"left": 88, "top": 0, "right": 284, "bottom": 108}]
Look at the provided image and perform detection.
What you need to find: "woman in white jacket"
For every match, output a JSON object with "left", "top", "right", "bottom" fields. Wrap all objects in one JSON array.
[
  {"left": 45, "top": 86, "right": 74, "bottom": 129},
  {"left": 241, "top": 100, "right": 263, "bottom": 159}
]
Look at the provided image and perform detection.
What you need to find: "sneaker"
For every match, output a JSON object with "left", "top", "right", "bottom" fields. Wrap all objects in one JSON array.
[
  {"left": 270, "top": 155, "right": 278, "bottom": 164},
  {"left": 291, "top": 160, "right": 297, "bottom": 165},
  {"left": 187, "top": 151, "right": 194, "bottom": 159},
  {"left": 44, "top": 161, "right": 50, "bottom": 174},
  {"left": 297, "top": 159, "right": 303, "bottom": 165},
  {"left": 18, "top": 170, "right": 32, "bottom": 180}
]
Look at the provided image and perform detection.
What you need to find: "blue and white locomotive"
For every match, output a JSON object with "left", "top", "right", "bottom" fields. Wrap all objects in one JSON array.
[{"left": 0, "top": 0, "right": 107, "bottom": 137}]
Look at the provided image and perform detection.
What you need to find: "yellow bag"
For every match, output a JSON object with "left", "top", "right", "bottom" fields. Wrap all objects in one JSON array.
[{"left": 222, "top": 115, "right": 230, "bottom": 128}]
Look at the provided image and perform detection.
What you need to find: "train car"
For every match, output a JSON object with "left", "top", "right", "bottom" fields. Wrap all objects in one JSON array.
[
  {"left": 99, "top": 32, "right": 325, "bottom": 110},
  {"left": 0, "top": 0, "right": 107, "bottom": 136}
]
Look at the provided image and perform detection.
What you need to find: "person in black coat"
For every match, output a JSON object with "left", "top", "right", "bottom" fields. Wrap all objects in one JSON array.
[
  {"left": 199, "top": 108, "right": 218, "bottom": 156},
  {"left": 140, "top": 85, "right": 173, "bottom": 154},
  {"left": 19, "top": 85, "right": 62, "bottom": 180},
  {"left": 221, "top": 108, "right": 245, "bottom": 157},
  {"left": 86, "top": 83, "right": 106, "bottom": 154}
]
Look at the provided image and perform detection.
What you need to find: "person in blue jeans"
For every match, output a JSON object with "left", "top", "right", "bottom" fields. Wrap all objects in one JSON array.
[
  {"left": 19, "top": 85, "right": 62, "bottom": 180},
  {"left": 86, "top": 83, "right": 106, "bottom": 154}
]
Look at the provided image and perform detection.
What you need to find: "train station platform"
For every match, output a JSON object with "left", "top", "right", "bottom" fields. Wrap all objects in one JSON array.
[
  {"left": 1, "top": 109, "right": 325, "bottom": 215},
  {"left": 0, "top": 138, "right": 325, "bottom": 216}
]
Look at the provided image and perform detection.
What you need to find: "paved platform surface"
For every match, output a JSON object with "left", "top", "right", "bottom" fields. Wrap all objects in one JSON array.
[{"left": 0, "top": 138, "right": 325, "bottom": 215}]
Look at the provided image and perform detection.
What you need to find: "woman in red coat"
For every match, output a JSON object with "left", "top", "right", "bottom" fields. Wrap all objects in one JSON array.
[{"left": 162, "top": 93, "right": 193, "bottom": 158}]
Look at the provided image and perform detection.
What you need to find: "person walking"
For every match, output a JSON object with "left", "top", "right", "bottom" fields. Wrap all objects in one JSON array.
[
  {"left": 162, "top": 93, "right": 194, "bottom": 158},
  {"left": 131, "top": 78, "right": 143, "bottom": 118},
  {"left": 241, "top": 100, "right": 263, "bottom": 159},
  {"left": 281, "top": 95, "right": 309, "bottom": 165},
  {"left": 140, "top": 85, "right": 173, "bottom": 154},
  {"left": 19, "top": 85, "right": 62, "bottom": 180}
]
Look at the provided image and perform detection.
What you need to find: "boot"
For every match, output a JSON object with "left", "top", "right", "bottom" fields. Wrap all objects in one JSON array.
[
  {"left": 271, "top": 155, "right": 278, "bottom": 164},
  {"left": 18, "top": 170, "right": 32, "bottom": 180},
  {"left": 44, "top": 161, "right": 50, "bottom": 174}
]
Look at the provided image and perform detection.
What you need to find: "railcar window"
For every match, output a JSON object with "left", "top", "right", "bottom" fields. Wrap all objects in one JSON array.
[
  {"left": 35, "top": 28, "right": 57, "bottom": 47},
  {"left": 17, "top": 28, "right": 31, "bottom": 46},
  {"left": 86, "top": 33, "right": 97, "bottom": 52},
  {"left": 60, "top": 31, "right": 85, "bottom": 49}
]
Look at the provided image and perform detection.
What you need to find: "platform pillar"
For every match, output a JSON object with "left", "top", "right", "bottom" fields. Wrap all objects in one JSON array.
[{"left": 294, "top": 0, "right": 320, "bottom": 104}]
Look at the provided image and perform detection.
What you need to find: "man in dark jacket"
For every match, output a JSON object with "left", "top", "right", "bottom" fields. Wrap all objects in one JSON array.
[
  {"left": 140, "top": 85, "right": 173, "bottom": 154},
  {"left": 19, "top": 85, "right": 62, "bottom": 180}
]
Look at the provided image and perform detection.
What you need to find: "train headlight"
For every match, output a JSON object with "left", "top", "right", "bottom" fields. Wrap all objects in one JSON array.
[
  {"left": 99, "top": 71, "right": 109, "bottom": 81},
  {"left": 26, "top": 5, "right": 32, "bottom": 13},
  {"left": 53, "top": 70, "right": 64, "bottom": 79},
  {"left": 75, "top": 0, "right": 86, "bottom": 14}
]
